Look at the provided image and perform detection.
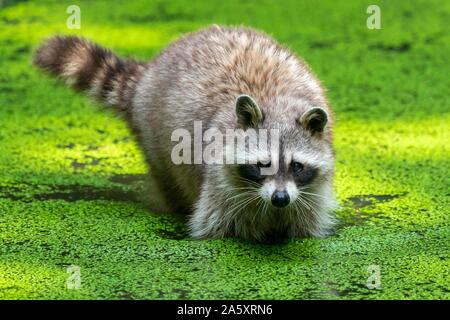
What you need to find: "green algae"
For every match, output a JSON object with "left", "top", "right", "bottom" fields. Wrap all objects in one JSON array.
[{"left": 0, "top": 0, "right": 449, "bottom": 299}]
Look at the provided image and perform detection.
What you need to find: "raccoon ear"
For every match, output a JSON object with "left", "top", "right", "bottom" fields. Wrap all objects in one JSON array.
[
  {"left": 299, "top": 107, "right": 328, "bottom": 133},
  {"left": 235, "top": 95, "right": 263, "bottom": 130}
]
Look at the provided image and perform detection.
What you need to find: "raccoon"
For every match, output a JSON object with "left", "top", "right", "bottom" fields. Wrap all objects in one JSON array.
[{"left": 33, "top": 25, "right": 337, "bottom": 242}]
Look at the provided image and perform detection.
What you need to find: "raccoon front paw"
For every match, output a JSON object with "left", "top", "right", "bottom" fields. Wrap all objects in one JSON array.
[{"left": 188, "top": 212, "right": 230, "bottom": 240}]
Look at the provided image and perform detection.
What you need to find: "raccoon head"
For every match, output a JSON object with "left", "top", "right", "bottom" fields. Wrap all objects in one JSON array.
[{"left": 232, "top": 94, "right": 334, "bottom": 210}]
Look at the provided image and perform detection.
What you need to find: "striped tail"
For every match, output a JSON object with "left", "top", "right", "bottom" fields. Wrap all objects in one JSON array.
[{"left": 33, "top": 36, "right": 146, "bottom": 116}]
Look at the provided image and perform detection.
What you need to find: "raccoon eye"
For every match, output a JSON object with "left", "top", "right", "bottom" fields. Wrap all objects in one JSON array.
[
  {"left": 292, "top": 162, "right": 304, "bottom": 173},
  {"left": 257, "top": 161, "right": 271, "bottom": 168},
  {"left": 238, "top": 164, "right": 264, "bottom": 183}
]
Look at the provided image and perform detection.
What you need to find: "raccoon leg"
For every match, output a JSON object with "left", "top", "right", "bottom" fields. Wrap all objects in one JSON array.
[
  {"left": 188, "top": 183, "right": 230, "bottom": 239},
  {"left": 143, "top": 176, "right": 174, "bottom": 214}
]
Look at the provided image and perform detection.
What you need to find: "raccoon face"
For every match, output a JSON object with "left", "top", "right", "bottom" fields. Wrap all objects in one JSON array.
[
  {"left": 237, "top": 154, "right": 325, "bottom": 209},
  {"left": 256, "top": 151, "right": 330, "bottom": 209},
  {"left": 233, "top": 94, "right": 333, "bottom": 209}
]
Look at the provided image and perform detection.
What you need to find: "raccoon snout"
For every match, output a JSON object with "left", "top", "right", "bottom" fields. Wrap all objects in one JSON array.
[{"left": 271, "top": 191, "right": 290, "bottom": 208}]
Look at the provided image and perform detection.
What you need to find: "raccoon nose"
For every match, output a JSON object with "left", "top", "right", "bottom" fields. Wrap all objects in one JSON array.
[{"left": 271, "top": 191, "right": 290, "bottom": 208}]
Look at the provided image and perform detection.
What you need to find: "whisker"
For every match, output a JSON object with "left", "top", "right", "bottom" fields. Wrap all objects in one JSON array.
[
  {"left": 299, "top": 194, "right": 322, "bottom": 208},
  {"left": 226, "top": 193, "right": 260, "bottom": 217},
  {"left": 225, "top": 190, "right": 257, "bottom": 203},
  {"left": 236, "top": 177, "right": 262, "bottom": 188},
  {"left": 298, "top": 189, "right": 328, "bottom": 200},
  {"left": 292, "top": 198, "right": 314, "bottom": 231}
]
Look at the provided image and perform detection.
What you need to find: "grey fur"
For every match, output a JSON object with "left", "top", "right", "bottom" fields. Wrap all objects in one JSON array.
[{"left": 34, "top": 25, "right": 337, "bottom": 242}]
